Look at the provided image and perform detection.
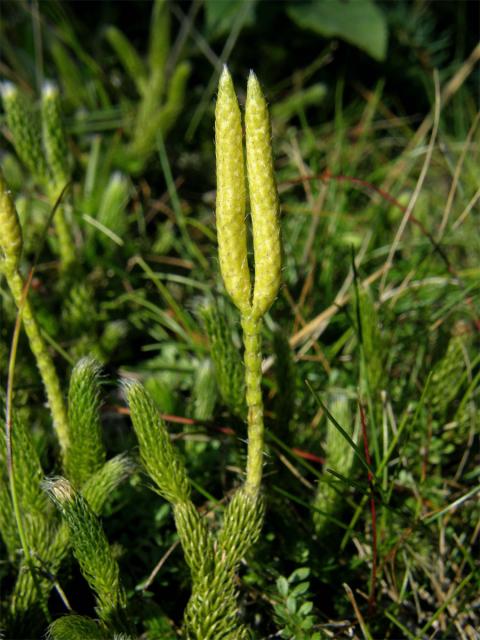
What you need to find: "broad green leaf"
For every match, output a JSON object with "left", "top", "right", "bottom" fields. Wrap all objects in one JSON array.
[
  {"left": 277, "top": 575, "right": 289, "bottom": 597},
  {"left": 291, "top": 566, "right": 310, "bottom": 581},
  {"left": 299, "top": 601, "right": 314, "bottom": 615},
  {"left": 286, "top": 594, "right": 297, "bottom": 614},
  {"left": 287, "top": 0, "right": 388, "bottom": 62}
]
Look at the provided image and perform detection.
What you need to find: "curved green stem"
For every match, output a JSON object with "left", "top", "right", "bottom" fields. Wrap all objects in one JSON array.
[
  {"left": 5, "top": 268, "right": 69, "bottom": 456},
  {"left": 5, "top": 275, "right": 51, "bottom": 624}
]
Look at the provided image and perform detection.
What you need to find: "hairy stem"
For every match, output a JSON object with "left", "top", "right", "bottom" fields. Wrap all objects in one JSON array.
[
  {"left": 241, "top": 314, "right": 264, "bottom": 495},
  {"left": 5, "top": 268, "right": 69, "bottom": 455}
]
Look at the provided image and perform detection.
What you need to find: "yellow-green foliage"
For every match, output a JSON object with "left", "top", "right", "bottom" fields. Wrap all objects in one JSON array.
[
  {"left": 215, "top": 67, "right": 281, "bottom": 319},
  {"left": 427, "top": 336, "right": 465, "bottom": 418},
  {"left": 0, "top": 171, "right": 69, "bottom": 454},
  {"left": 215, "top": 68, "right": 251, "bottom": 315},
  {"left": 104, "top": 26, "right": 147, "bottom": 93},
  {"left": 105, "top": 0, "right": 191, "bottom": 171},
  {"left": 47, "top": 615, "right": 109, "bottom": 640},
  {"left": 126, "top": 381, "right": 264, "bottom": 639},
  {"left": 191, "top": 358, "right": 217, "bottom": 421},
  {"left": 61, "top": 283, "right": 97, "bottom": 335},
  {"left": 44, "top": 477, "right": 127, "bottom": 625},
  {"left": 184, "top": 489, "right": 264, "bottom": 639},
  {"left": 245, "top": 71, "right": 281, "bottom": 319},
  {"left": 313, "top": 394, "right": 356, "bottom": 535},
  {"left": 50, "top": 40, "right": 90, "bottom": 107},
  {"left": 0, "top": 409, "right": 56, "bottom": 627},
  {"left": 41, "top": 81, "right": 71, "bottom": 195},
  {"left": 1, "top": 79, "right": 75, "bottom": 269},
  {"left": 66, "top": 358, "right": 106, "bottom": 488},
  {"left": 0, "top": 369, "right": 131, "bottom": 634},
  {"left": 215, "top": 67, "right": 281, "bottom": 496},
  {"left": 201, "top": 304, "right": 246, "bottom": 417},
  {"left": 0, "top": 168, "right": 23, "bottom": 272},
  {"left": 12, "top": 454, "right": 133, "bottom": 629},
  {"left": 81, "top": 454, "right": 134, "bottom": 515},
  {"left": 1, "top": 82, "right": 49, "bottom": 184},
  {"left": 6, "top": 268, "right": 70, "bottom": 454},
  {"left": 0, "top": 407, "right": 48, "bottom": 561},
  {"left": 241, "top": 313, "right": 264, "bottom": 493},
  {"left": 0, "top": 174, "right": 68, "bottom": 450},
  {"left": 96, "top": 172, "right": 129, "bottom": 239},
  {"left": 125, "top": 380, "right": 191, "bottom": 504}
]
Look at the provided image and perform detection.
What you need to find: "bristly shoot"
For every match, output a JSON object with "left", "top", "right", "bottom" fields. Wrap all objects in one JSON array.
[
  {"left": 121, "top": 68, "right": 281, "bottom": 639},
  {"left": 215, "top": 67, "right": 281, "bottom": 496},
  {"left": 215, "top": 67, "right": 251, "bottom": 315},
  {"left": 245, "top": 70, "right": 281, "bottom": 320},
  {"left": 0, "top": 168, "right": 23, "bottom": 273}
]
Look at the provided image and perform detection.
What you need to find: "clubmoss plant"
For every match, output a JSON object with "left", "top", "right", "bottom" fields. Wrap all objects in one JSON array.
[
  {"left": 125, "top": 67, "right": 281, "bottom": 639},
  {"left": 0, "top": 167, "right": 23, "bottom": 273},
  {"left": 41, "top": 82, "right": 76, "bottom": 270},
  {"left": 95, "top": 171, "right": 130, "bottom": 248},
  {"left": 105, "top": 0, "right": 191, "bottom": 173},
  {"left": 191, "top": 358, "right": 218, "bottom": 421},
  {"left": 0, "top": 404, "right": 52, "bottom": 627},
  {"left": 126, "top": 381, "right": 264, "bottom": 639},
  {"left": 214, "top": 70, "right": 251, "bottom": 316},
  {"left": 1, "top": 80, "right": 76, "bottom": 270},
  {"left": 1, "top": 81, "right": 49, "bottom": 184},
  {"left": 216, "top": 67, "right": 281, "bottom": 496},
  {"left": 65, "top": 357, "right": 106, "bottom": 487},
  {"left": 201, "top": 303, "right": 246, "bottom": 418},
  {"left": 11, "top": 454, "right": 133, "bottom": 633},
  {"left": 244, "top": 71, "right": 282, "bottom": 321},
  {"left": 0, "top": 356, "right": 132, "bottom": 636},
  {"left": 47, "top": 615, "right": 109, "bottom": 640},
  {"left": 427, "top": 336, "right": 465, "bottom": 417},
  {"left": 43, "top": 477, "right": 128, "bottom": 631},
  {"left": 0, "top": 169, "right": 69, "bottom": 455},
  {"left": 41, "top": 82, "right": 71, "bottom": 196},
  {"left": 313, "top": 393, "right": 356, "bottom": 535}
]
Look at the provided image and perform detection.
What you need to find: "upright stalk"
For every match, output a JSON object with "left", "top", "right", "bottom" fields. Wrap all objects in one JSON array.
[
  {"left": 6, "top": 270, "right": 69, "bottom": 453},
  {"left": 0, "top": 170, "right": 69, "bottom": 457},
  {"left": 49, "top": 202, "right": 76, "bottom": 271},
  {"left": 5, "top": 287, "right": 48, "bottom": 621},
  {"left": 215, "top": 67, "right": 281, "bottom": 498},
  {"left": 241, "top": 314, "right": 264, "bottom": 494},
  {"left": 42, "top": 82, "right": 76, "bottom": 271},
  {"left": 121, "top": 68, "right": 279, "bottom": 639}
]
